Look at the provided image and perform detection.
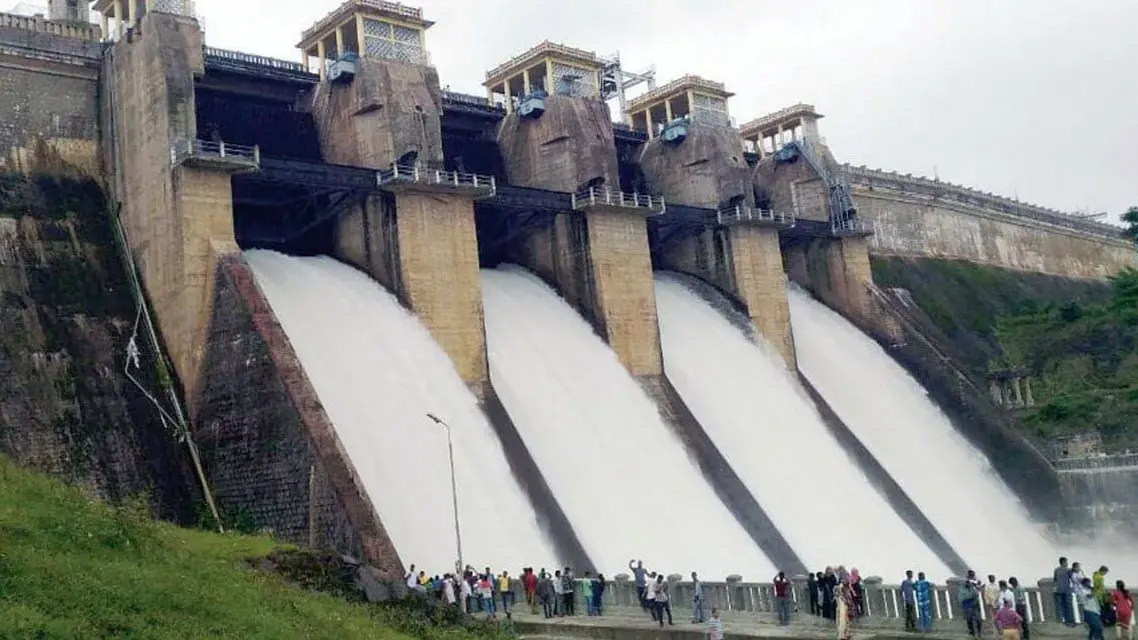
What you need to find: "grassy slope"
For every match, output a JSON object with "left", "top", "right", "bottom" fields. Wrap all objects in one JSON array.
[
  {"left": 0, "top": 455, "right": 408, "bottom": 639},
  {"left": 871, "top": 256, "right": 1138, "bottom": 450}
]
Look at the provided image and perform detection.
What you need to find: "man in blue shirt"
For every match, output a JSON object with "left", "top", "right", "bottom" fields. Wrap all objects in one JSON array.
[
  {"left": 1054, "top": 557, "right": 1075, "bottom": 626},
  {"left": 629, "top": 559, "right": 650, "bottom": 612}
]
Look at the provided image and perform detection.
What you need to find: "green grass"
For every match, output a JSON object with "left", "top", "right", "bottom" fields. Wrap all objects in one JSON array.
[{"left": 0, "top": 456, "right": 499, "bottom": 639}]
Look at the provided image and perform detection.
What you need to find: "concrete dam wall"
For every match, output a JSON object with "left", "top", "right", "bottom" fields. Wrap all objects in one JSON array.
[{"left": 2, "top": 2, "right": 1134, "bottom": 578}]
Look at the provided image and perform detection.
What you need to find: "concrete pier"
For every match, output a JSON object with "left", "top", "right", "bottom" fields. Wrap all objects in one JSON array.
[
  {"left": 634, "top": 76, "right": 797, "bottom": 367},
  {"left": 489, "top": 42, "right": 665, "bottom": 376},
  {"left": 305, "top": 2, "right": 492, "bottom": 385}
]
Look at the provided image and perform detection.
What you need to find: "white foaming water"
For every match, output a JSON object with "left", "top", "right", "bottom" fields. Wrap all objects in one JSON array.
[
  {"left": 787, "top": 286, "right": 1057, "bottom": 577},
  {"left": 481, "top": 266, "right": 775, "bottom": 579},
  {"left": 245, "top": 250, "right": 555, "bottom": 573},
  {"left": 654, "top": 274, "right": 950, "bottom": 579}
]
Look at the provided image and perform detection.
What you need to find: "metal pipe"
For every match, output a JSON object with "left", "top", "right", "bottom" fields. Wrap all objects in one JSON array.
[{"left": 426, "top": 412, "right": 463, "bottom": 573}]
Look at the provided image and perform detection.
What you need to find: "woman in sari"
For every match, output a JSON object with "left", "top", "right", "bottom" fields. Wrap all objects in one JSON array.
[{"left": 837, "top": 582, "right": 855, "bottom": 640}]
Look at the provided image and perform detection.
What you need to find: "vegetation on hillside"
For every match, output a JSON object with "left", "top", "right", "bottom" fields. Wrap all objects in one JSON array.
[
  {"left": 0, "top": 455, "right": 511, "bottom": 639},
  {"left": 992, "top": 268, "right": 1138, "bottom": 448}
]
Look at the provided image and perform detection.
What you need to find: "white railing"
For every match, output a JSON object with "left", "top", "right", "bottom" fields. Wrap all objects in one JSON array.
[
  {"left": 832, "top": 216, "right": 875, "bottom": 235},
  {"left": 441, "top": 91, "right": 493, "bottom": 108},
  {"left": 717, "top": 204, "right": 795, "bottom": 228},
  {"left": 571, "top": 187, "right": 665, "bottom": 214},
  {"left": 376, "top": 163, "right": 496, "bottom": 194},
  {"left": 203, "top": 46, "right": 305, "bottom": 73},
  {"left": 169, "top": 139, "right": 260, "bottom": 167},
  {"left": 1055, "top": 453, "right": 1138, "bottom": 472}
]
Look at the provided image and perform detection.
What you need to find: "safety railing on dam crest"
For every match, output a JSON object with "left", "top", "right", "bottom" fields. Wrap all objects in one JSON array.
[
  {"left": 505, "top": 574, "right": 1095, "bottom": 627},
  {"left": 717, "top": 204, "right": 795, "bottom": 229},
  {"left": 571, "top": 187, "right": 666, "bottom": 216},
  {"left": 170, "top": 139, "right": 261, "bottom": 173},
  {"left": 375, "top": 162, "right": 497, "bottom": 198}
]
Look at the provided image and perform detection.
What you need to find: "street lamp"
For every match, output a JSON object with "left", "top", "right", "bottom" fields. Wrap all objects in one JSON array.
[{"left": 427, "top": 412, "right": 463, "bottom": 574}]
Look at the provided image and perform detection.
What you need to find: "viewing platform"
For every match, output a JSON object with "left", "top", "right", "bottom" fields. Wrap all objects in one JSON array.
[
  {"left": 375, "top": 162, "right": 496, "bottom": 199},
  {"left": 717, "top": 204, "right": 795, "bottom": 230},
  {"left": 169, "top": 139, "right": 260, "bottom": 173},
  {"left": 740, "top": 103, "right": 823, "bottom": 157},
  {"left": 627, "top": 74, "right": 735, "bottom": 139},
  {"left": 297, "top": 0, "right": 434, "bottom": 80},
  {"left": 485, "top": 41, "right": 604, "bottom": 112},
  {"left": 831, "top": 215, "right": 876, "bottom": 237},
  {"left": 571, "top": 187, "right": 666, "bottom": 216}
]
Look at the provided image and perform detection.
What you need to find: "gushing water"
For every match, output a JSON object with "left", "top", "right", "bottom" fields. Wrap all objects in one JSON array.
[
  {"left": 654, "top": 274, "right": 950, "bottom": 579},
  {"left": 787, "top": 286, "right": 1057, "bottom": 577},
  {"left": 481, "top": 266, "right": 775, "bottom": 578},
  {"left": 245, "top": 250, "right": 555, "bottom": 573}
]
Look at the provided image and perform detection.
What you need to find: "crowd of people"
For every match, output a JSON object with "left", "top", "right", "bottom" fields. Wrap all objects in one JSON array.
[{"left": 404, "top": 556, "right": 1133, "bottom": 640}]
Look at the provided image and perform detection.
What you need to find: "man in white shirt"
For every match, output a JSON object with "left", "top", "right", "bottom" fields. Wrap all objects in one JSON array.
[{"left": 645, "top": 575, "right": 658, "bottom": 622}]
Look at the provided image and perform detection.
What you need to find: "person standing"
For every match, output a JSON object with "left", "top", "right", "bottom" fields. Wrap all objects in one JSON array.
[
  {"left": 552, "top": 570, "right": 564, "bottom": 617},
  {"left": 443, "top": 573, "right": 457, "bottom": 608},
  {"left": 594, "top": 573, "right": 606, "bottom": 617},
  {"left": 708, "top": 608, "right": 725, "bottom": 640},
  {"left": 994, "top": 602, "right": 1024, "bottom": 640},
  {"left": 692, "top": 571, "right": 706, "bottom": 624},
  {"left": 705, "top": 601, "right": 723, "bottom": 637},
  {"left": 538, "top": 572, "right": 555, "bottom": 619},
  {"left": 916, "top": 572, "right": 933, "bottom": 632},
  {"left": 629, "top": 559, "right": 650, "bottom": 612},
  {"left": 654, "top": 574, "right": 674, "bottom": 627},
  {"left": 984, "top": 574, "right": 1002, "bottom": 639},
  {"left": 901, "top": 570, "right": 917, "bottom": 631},
  {"left": 774, "top": 571, "right": 793, "bottom": 627},
  {"left": 1082, "top": 578, "right": 1105, "bottom": 640},
  {"left": 1009, "top": 577, "right": 1030, "bottom": 640},
  {"left": 498, "top": 571, "right": 514, "bottom": 612},
  {"left": 1113, "top": 581, "right": 1133, "bottom": 640},
  {"left": 1095, "top": 568, "right": 1111, "bottom": 606},
  {"left": 959, "top": 575, "right": 983, "bottom": 638},
  {"left": 645, "top": 573, "right": 659, "bottom": 622},
  {"left": 1056, "top": 558, "right": 1076, "bottom": 626},
  {"left": 807, "top": 572, "right": 819, "bottom": 616},
  {"left": 524, "top": 568, "right": 538, "bottom": 614},
  {"left": 580, "top": 571, "right": 595, "bottom": 616},
  {"left": 479, "top": 574, "right": 497, "bottom": 620},
  {"left": 837, "top": 582, "right": 854, "bottom": 640}
]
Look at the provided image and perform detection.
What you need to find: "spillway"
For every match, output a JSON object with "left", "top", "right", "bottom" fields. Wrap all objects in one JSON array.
[
  {"left": 787, "top": 285, "right": 1057, "bottom": 577},
  {"left": 245, "top": 250, "right": 555, "bottom": 573},
  {"left": 654, "top": 274, "right": 951, "bottom": 579},
  {"left": 481, "top": 265, "right": 776, "bottom": 578}
]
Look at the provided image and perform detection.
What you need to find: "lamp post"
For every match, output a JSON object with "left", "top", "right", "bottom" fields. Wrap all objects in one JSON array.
[{"left": 427, "top": 412, "right": 463, "bottom": 574}]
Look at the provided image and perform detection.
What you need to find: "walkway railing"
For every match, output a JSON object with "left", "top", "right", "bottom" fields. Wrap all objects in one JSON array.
[
  {"left": 441, "top": 90, "right": 493, "bottom": 108},
  {"left": 0, "top": 11, "right": 100, "bottom": 41},
  {"left": 170, "top": 139, "right": 260, "bottom": 169},
  {"left": 1055, "top": 453, "right": 1138, "bottom": 472},
  {"left": 376, "top": 163, "right": 496, "bottom": 196},
  {"left": 203, "top": 46, "right": 304, "bottom": 72},
  {"left": 571, "top": 187, "right": 665, "bottom": 215},
  {"left": 717, "top": 204, "right": 795, "bottom": 229},
  {"left": 831, "top": 215, "right": 875, "bottom": 236},
  {"left": 506, "top": 575, "right": 1101, "bottom": 627}
]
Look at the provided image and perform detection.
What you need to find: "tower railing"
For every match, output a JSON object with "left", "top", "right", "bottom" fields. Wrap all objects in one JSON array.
[
  {"left": 169, "top": 139, "right": 260, "bottom": 171},
  {"left": 831, "top": 215, "right": 875, "bottom": 236},
  {"left": 716, "top": 204, "right": 795, "bottom": 229},
  {"left": 571, "top": 187, "right": 666, "bottom": 215},
  {"left": 376, "top": 162, "right": 497, "bottom": 197}
]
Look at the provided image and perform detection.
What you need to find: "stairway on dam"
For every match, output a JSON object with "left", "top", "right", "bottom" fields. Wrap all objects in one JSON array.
[{"left": 11, "top": 0, "right": 1132, "bottom": 581}]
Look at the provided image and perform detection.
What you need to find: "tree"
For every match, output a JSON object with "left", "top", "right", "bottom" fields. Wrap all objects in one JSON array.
[{"left": 1122, "top": 206, "right": 1138, "bottom": 242}]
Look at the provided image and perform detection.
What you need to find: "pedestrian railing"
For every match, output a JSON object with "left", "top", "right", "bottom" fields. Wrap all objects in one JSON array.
[
  {"left": 716, "top": 204, "right": 795, "bottom": 229},
  {"left": 570, "top": 187, "right": 666, "bottom": 216},
  {"left": 169, "top": 139, "right": 260, "bottom": 171},
  {"left": 376, "top": 162, "right": 496, "bottom": 198},
  {"left": 498, "top": 574, "right": 1110, "bottom": 627}
]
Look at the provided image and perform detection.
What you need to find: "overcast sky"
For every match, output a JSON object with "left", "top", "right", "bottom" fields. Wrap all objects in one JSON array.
[{"left": 192, "top": 1, "right": 1135, "bottom": 219}]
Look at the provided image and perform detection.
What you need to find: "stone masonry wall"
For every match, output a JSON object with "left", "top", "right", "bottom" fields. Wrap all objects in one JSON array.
[
  {"left": 393, "top": 192, "right": 488, "bottom": 384},
  {"left": 855, "top": 189, "right": 1136, "bottom": 279},
  {"left": 639, "top": 123, "right": 752, "bottom": 210},
  {"left": 497, "top": 95, "right": 619, "bottom": 192},
  {"left": 0, "top": 21, "right": 102, "bottom": 177},
  {"left": 0, "top": 173, "right": 195, "bottom": 520},
  {"left": 192, "top": 254, "right": 403, "bottom": 576},
  {"left": 727, "top": 226, "right": 795, "bottom": 366}
]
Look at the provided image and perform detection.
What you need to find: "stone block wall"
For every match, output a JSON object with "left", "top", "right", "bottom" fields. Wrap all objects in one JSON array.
[
  {"left": 586, "top": 212, "right": 662, "bottom": 376},
  {"left": 855, "top": 189, "right": 1136, "bottom": 279},
  {"left": 0, "top": 173, "right": 195, "bottom": 520},
  {"left": 727, "top": 226, "right": 795, "bottom": 366},
  {"left": 392, "top": 192, "right": 487, "bottom": 384},
  {"left": 192, "top": 253, "right": 402, "bottom": 576},
  {"left": 638, "top": 123, "right": 752, "bottom": 209},
  {"left": 312, "top": 57, "right": 444, "bottom": 169},
  {"left": 0, "top": 21, "right": 102, "bottom": 177},
  {"left": 105, "top": 12, "right": 239, "bottom": 399},
  {"left": 496, "top": 95, "right": 619, "bottom": 192},
  {"left": 507, "top": 212, "right": 595, "bottom": 328}
]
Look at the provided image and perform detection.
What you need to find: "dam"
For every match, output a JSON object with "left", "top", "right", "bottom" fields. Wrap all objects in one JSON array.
[{"left": 2, "top": 0, "right": 1136, "bottom": 584}]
